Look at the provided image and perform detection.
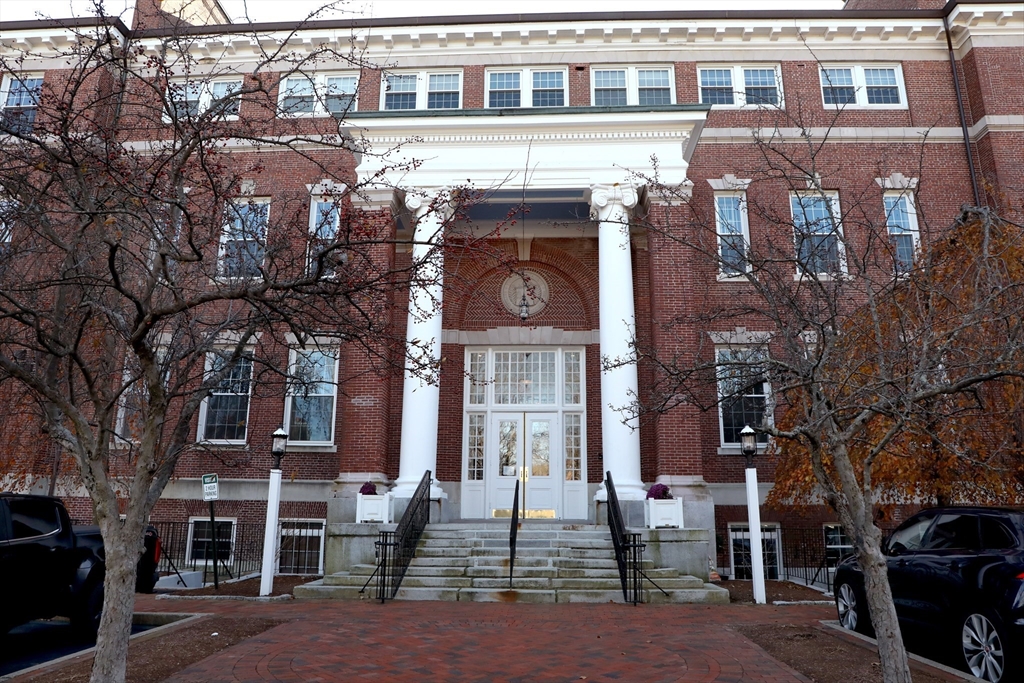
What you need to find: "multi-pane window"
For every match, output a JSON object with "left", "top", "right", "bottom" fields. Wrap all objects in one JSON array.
[
  {"left": 115, "top": 357, "right": 146, "bottom": 445},
  {"left": 821, "top": 65, "right": 905, "bottom": 108},
  {"left": 717, "top": 347, "right": 770, "bottom": 446},
  {"left": 308, "top": 200, "right": 346, "bottom": 276},
  {"left": 383, "top": 72, "right": 462, "bottom": 111},
  {"left": 200, "top": 354, "right": 253, "bottom": 442},
  {"left": 699, "top": 66, "right": 781, "bottom": 107},
  {"left": 468, "top": 351, "right": 487, "bottom": 404},
  {"left": 729, "top": 524, "right": 781, "bottom": 580},
  {"left": 0, "top": 200, "right": 14, "bottom": 255},
  {"left": 714, "top": 193, "right": 750, "bottom": 276},
  {"left": 824, "top": 523, "right": 854, "bottom": 566},
  {"left": 286, "top": 347, "right": 338, "bottom": 444},
  {"left": 791, "top": 193, "right": 844, "bottom": 276},
  {"left": 467, "top": 414, "right": 485, "bottom": 480},
  {"left": 278, "top": 74, "right": 357, "bottom": 116},
  {"left": 884, "top": 193, "right": 918, "bottom": 273},
  {"left": 563, "top": 351, "right": 582, "bottom": 405},
  {"left": 1, "top": 74, "right": 43, "bottom": 134},
  {"left": 493, "top": 351, "right": 557, "bottom": 404},
  {"left": 592, "top": 67, "right": 672, "bottom": 106},
  {"left": 278, "top": 520, "right": 325, "bottom": 574},
  {"left": 219, "top": 199, "right": 268, "bottom": 278},
  {"left": 486, "top": 69, "right": 566, "bottom": 108},
  {"left": 168, "top": 79, "right": 242, "bottom": 119},
  {"left": 189, "top": 519, "right": 234, "bottom": 563},
  {"left": 564, "top": 414, "right": 582, "bottom": 481}
]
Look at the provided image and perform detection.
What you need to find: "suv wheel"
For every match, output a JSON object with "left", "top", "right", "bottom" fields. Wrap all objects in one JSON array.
[
  {"left": 961, "top": 611, "right": 1009, "bottom": 683},
  {"left": 71, "top": 581, "right": 103, "bottom": 637},
  {"left": 836, "top": 581, "right": 872, "bottom": 635}
]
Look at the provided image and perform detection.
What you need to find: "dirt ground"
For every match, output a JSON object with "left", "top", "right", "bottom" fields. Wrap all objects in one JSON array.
[
  {"left": 719, "top": 579, "right": 832, "bottom": 603},
  {"left": 178, "top": 574, "right": 319, "bottom": 597}
]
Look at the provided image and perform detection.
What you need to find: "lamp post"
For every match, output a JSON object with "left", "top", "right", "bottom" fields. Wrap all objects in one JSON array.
[
  {"left": 740, "top": 424, "right": 766, "bottom": 605},
  {"left": 260, "top": 427, "right": 288, "bottom": 597}
]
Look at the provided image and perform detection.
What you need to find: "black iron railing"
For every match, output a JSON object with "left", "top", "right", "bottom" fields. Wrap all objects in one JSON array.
[
  {"left": 509, "top": 478, "right": 520, "bottom": 589},
  {"left": 374, "top": 470, "right": 432, "bottom": 602},
  {"left": 604, "top": 472, "right": 668, "bottom": 605}
]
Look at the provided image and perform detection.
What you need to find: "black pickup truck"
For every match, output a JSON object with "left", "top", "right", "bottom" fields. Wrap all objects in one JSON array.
[{"left": 0, "top": 493, "right": 161, "bottom": 635}]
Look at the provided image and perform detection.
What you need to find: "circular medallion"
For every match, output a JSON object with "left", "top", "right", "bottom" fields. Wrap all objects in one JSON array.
[{"left": 501, "top": 270, "right": 549, "bottom": 318}]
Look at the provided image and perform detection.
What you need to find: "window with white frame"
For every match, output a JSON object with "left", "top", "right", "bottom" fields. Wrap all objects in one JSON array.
[
  {"left": 278, "top": 73, "right": 357, "bottom": 116},
  {"left": 167, "top": 78, "right": 242, "bottom": 119},
  {"left": 823, "top": 523, "right": 854, "bottom": 567},
  {"left": 285, "top": 346, "right": 338, "bottom": 444},
  {"left": 791, "top": 193, "right": 845, "bottom": 276},
  {"left": 219, "top": 199, "right": 268, "bottom": 278},
  {"left": 382, "top": 71, "right": 461, "bottom": 111},
  {"left": 188, "top": 517, "right": 235, "bottom": 564},
  {"left": 592, "top": 66, "right": 673, "bottom": 106},
  {"left": 486, "top": 68, "right": 567, "bottom": 108},
  {"left": 699, "top": 65, "right": 782, "bottom": 107},
  {"left": 308, "top": 198, "right": 348, "bottom": 276},
  {"left": 729, "top": 523, "right": 781, "bottom": 580},
  {"left": 714, "top": 193, "right": 750, "bottom": 276},
  {"left": 115, "top": 357, "right": 146, "bottom": 445},
  {"left": 278, "top": 520, "right": 325, "bottom": 574},
  {"left": 0, "top": 200, "right": 14, "bottom": 254},
  {"left": 883, "top": 193, "right": 919, "bottom": 273},
  {"left": 1, "top": 73, "right": 43, "bottom": 134},
  {"left": 717, "top": 347, "right": 770, "bottom": 446},
  {"left": 820, "top": 65, "right": 905, "bottom": 108},
  {"left": 199, "top": 354, "right": 253, "bottom": 442}
]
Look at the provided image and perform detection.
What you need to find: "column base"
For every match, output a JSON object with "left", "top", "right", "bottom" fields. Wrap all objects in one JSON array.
[{"left": 593, "top": 479, "right": 646, "bottom": 502}]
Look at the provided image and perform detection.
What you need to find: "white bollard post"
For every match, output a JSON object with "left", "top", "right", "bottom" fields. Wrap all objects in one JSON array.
[
  {"left": 745, "top": 466, "right": 766, "bottom": 605},
  {"left": 259, "top": 467, "right": 282, "bottom": 597}
]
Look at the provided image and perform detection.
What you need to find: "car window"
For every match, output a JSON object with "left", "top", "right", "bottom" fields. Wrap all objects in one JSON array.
[
  {"left": 980, "top": 516, "right": 1017, "bottom": 550},
  {"left": 922, "top": 513, "right": 980, "bottom": 551},
  {"left": 8, "top": 498, "right": 61, "bottom": 539},
  {"left": 886, "top": 515, "right": 934, "bottom": 554}
]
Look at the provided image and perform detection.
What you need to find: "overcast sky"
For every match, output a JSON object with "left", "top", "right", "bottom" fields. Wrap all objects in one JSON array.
[{"left": 3, "top": 0, "right": 846, "bottom": 24}]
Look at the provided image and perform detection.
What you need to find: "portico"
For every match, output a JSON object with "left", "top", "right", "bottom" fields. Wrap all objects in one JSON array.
[{"left": 347, "top": 104, "right": 708, "bottom": 520}]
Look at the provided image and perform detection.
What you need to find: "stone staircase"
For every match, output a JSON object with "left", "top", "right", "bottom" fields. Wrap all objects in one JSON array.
[{"left": 296, "top": 522, "right": 729, "bottom": 604}]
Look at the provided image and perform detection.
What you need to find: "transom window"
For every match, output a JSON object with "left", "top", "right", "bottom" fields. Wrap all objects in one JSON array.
[
  {"left": 820, "top": 65, "right": 905, "bottom": 109},
  {"left": 1, "top": 74, "right": 43, "bottom": 134},
  {"left": 219, "top": 199, "right": 268, "bottom": 278},
  {"left": 714, "top": 193, "right": 750, "bottom": 277},
  {"left": 883, "top": 193, "right": 919, "bottom": 273},
  {"left": 200, "top": 354, "right": 253, "bottom": 443},
  {"left": 791, "top": 193, "right": 845, "bottom": 276},
  {"left": 699, "top": 65, "right": 781, "bottom": 107},
  {"left": 486, "top": 68, "right": 567, "bottom": 108},
  {"left": 383, "top": 71, "right": 461, "bottom": 111},
  {"left": 278, "top": 73, "right": 358, "bottom": 116},
  {"left": 285, "top": 347, "right": 338, "bottom": 444},
  {"left": 592, "top": 66, "right": 673, "bottom": 106}
]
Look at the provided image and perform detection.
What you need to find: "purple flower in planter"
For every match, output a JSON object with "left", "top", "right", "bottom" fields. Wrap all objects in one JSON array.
[
  {"left": 646, "top": 484, "right": 673, "bottom": 500},
  {"left": 359, "top": 481, "right": 378, "bottom": 496}
]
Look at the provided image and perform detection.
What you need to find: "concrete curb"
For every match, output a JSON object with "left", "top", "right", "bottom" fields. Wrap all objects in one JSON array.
[{"left": 155, "top": 593, "right": 294, "bottom": 602}]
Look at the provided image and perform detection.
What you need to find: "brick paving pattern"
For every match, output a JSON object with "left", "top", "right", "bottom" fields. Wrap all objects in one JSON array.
[{"left": 132, "top": 595, "right": 829, "bottom": 682}]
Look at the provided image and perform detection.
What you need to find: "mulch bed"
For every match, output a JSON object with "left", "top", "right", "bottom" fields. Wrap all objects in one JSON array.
[
  {"left": 739, "top": 623, "right": 959, "bottom": 683},
  {"left": 32, "top": 617, "right": 283, "bottom": 683},
  {"left": 169, "top": 574, "right": 319, "bottom": 597},
  {"left": 719, "top": 579, "right": 832, "bottom": 604}
]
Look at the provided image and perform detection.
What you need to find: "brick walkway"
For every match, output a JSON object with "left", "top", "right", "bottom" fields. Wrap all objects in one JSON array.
[{"left": 133, "top": 595, "right": 831, "bottom": 682}]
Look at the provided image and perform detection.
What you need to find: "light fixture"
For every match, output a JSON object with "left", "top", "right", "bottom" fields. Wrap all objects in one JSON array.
[
  {"left": 271, "top": 426, "right": 288, "bottom": 469},
  {"left": 739, "top": 424, "right": 757, "bottom": 466},
  {"left": 519, "top": 289, "right": 530, "bottom": 321}
]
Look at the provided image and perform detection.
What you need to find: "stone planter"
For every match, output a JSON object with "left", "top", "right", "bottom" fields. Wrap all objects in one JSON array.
[
  {"left": 645, "top": 498, "right": 684, "bottom": 529},
  {"left": 356, "top": 492, "right": 392, "bottom": 523}
]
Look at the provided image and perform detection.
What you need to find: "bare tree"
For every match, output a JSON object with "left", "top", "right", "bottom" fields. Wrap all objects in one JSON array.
[
  {"left": 631, "top": 101, "right": 1024, "bottom": 683},
  {"left": 0, "top": 5, "right": 498, "bottom": 682}
]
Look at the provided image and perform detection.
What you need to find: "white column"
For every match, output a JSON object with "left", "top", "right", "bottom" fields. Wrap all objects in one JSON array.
[
  {"left": 259, "top": 468, "right": 282, "bottom": 596},
  {"left": 393, "top": 192, "right": 447, "bottom": 499},
  {"left": 746, "top": 466, "right": 767, "bottom": 604},
  {"left": 591, "top": 183, "right": 646, "bottom": 501}
]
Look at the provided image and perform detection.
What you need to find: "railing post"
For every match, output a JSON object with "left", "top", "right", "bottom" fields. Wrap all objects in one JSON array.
[{"left": 374, "top": 469, "right": 433, "bottom": 602}]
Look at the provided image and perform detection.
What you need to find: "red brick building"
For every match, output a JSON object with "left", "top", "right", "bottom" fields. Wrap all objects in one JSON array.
[{"left": 1, "top": 0, "right": 1021, "bottom": 583}]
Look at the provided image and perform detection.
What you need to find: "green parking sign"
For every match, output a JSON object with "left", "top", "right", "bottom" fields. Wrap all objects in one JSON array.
[{"left": 202, "top": 473, "right": 219, "bottom": 501}]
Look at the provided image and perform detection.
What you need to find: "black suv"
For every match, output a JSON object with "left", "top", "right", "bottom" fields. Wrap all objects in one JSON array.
[{"left": 834, "top": 507, "right": 1024, "bottom": 682}]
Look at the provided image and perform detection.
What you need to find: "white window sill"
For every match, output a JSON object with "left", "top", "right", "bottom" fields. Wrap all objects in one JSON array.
[
  {"left": 717, "top": 274, "right": 752, "bottom": 282},
  {"left": 196, "top": 440, "right": 249, "bottom": 448},
  {"left": 286, "top": 444, "right": 337, "bottom": 453},
  {"left": 794, "top": 272, "right": 848, "bottom": 282}
]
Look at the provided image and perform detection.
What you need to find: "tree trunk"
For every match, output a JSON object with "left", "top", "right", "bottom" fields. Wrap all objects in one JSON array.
[
  {"left": 859, "top": 534, "right": 913, "bottom": 683},
  {"left": 89, "top": 530, "right": 139, "bottom": 683}
]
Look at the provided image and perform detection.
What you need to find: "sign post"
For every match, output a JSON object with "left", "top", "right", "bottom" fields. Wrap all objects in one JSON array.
[{"left": 202, "top": 473, "right": 220, "bottom": 589}]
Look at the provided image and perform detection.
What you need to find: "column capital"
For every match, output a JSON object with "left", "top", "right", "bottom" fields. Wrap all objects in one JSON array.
[
  {"left": 403, "top": 187, "right": 455, "bottom": 222},
  {"left": 589, "top": 183, "right": 641, "bottom": 222}
]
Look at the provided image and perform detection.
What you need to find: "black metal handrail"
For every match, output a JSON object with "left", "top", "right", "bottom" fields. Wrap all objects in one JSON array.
[
  {"left": 604, "top": 471, "right": 668, "bottom": 605},
  {"left": 509, "top": 478, "right": 520, "bottom": 589},
  {"left": 374, "top": 470, "right": 432, "bottom": 602}
]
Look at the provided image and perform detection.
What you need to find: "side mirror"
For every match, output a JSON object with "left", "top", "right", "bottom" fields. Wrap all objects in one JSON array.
[{"left": 888, "top": 541, "right": 907, "bottom": 557}]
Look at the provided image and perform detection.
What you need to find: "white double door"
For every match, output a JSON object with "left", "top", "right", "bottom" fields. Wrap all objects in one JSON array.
[{"left": 488, "top": 412, "right": 561, "bottom": 518}]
